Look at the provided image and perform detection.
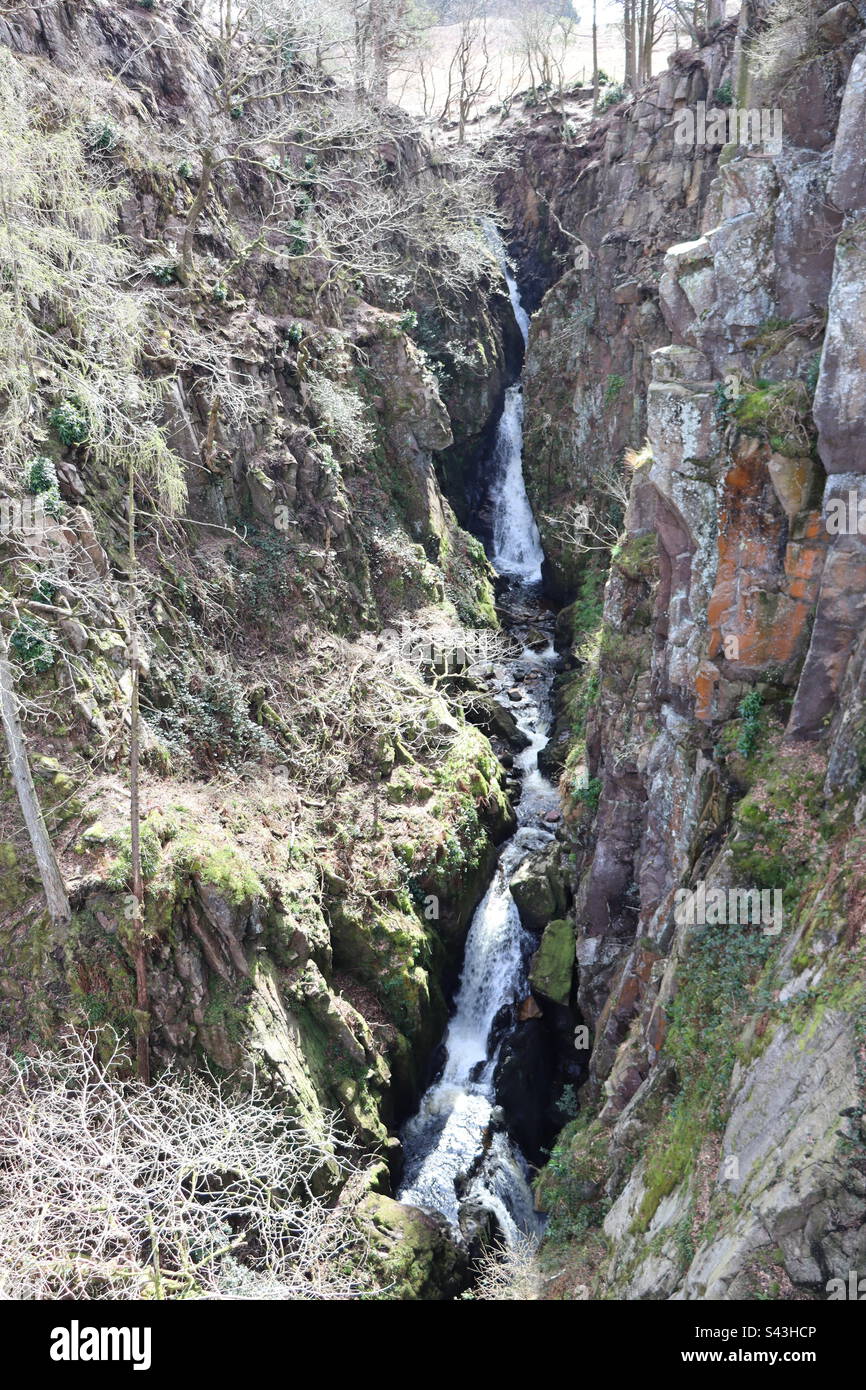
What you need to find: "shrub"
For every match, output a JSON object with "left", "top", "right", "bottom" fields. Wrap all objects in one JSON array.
[
  {"left": 151, "top": 260, "right": 178, "bottom": 286},
  {"left": 24, "top": 455, "right": 64, "bottom": 519},
  {"left": 49, "top": 399, "right": 88, "bottom": 447},
  {"left": 576, "top": 775, "right": 602, "bottom": 812},
  {"left": 737, "top": 689, "right": 764, "bottom": 758},
  {"left": 9, "top": 619, "right": 55, "bottom": 673},
  {"left": 305, "top": 370, "right": 373, "bottom": 462},
  {"left": 467, "top": 1236, "right": 540, "bottom": 1301},
  {"left": 287, "top": 219, "right": 307, "bottom": 256},
  {"left": 0, "top": 1035, "right": 368, "bottom": 1300},
  {"left": 598, "top": 83, "right": 625, "bottom": 111},
  {"left": 143, "top": 656, "right": 277, "bottom": 768},
  {"left": 86, "top": 122, "right": 118, "bottom": 153},
  {"left": 25, "top": 455, "right": 57, "bottom": 495},
  {"left": 714, "top": 79, "right": 733, "bottom": 107}
]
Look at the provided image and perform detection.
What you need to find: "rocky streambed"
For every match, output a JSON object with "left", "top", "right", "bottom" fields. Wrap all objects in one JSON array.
[{"left": 394, "top": 233, "right": 582, "bottom": 1249}]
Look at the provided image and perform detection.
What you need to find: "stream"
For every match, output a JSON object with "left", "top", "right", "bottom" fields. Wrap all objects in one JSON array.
[{"left": 396, "top": 233, "right": 558, "bottom": 1246}]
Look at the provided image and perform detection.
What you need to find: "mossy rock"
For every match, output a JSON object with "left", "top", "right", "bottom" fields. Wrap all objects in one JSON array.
[
  {"left": 358, "top": 1192, "right": 467, "bottom": 1299},
  {"left": 509, "top": 845, "right": 567, "bottom": 931},
  {"left": 529, "top": 917, "right": 575, "bottom": 1005}
]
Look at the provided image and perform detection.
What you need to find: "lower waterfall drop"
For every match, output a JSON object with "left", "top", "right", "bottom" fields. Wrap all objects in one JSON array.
[{"left": 397, "top": 231, "right": 557, "bottom": 1246}]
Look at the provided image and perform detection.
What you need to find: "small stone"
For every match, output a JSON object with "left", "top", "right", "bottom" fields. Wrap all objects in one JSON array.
[{"left": 518, "top": 994, "right": 543, "bottom": 1021}]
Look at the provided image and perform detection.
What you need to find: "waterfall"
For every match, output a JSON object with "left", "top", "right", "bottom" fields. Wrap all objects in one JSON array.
[
  {"left": 480, "top": 221, "right": 544, "bottom": 585},
  {"left": 397, "top": 235, "right": 557, "bottom": 1247},
  {"left": 483, "top": 219, "right": 530, "bottom": 344},
  {"left": 488, "top": 386, "right": 544, "bottom": 585},
  {"left": 397, "top": 655, "right": 558, "bottom": 1243}
]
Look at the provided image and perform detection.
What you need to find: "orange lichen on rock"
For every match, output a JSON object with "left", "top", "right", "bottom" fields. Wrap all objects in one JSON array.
[{"left": 701, "top": 448, "right": 827, "bottom": 711}]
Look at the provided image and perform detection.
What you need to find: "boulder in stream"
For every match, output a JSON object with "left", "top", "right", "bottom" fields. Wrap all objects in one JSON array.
[
  {"left": 529, "top": 917, "right": 576, "bottom": 1006},
  {"left": 508, "top": 842, "right": 568, "bottom": 930},
  {"left": 464, "top": 692, "right": 531, "bottom": 750}
]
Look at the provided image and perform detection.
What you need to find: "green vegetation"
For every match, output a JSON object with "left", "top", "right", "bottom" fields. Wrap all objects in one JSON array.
[
  {"left": 604, "top": 373, "right": 626, "bottom": 405},
  {"left": 598, "top": 83, "right": 626, "bottom": 111},
  {"left": 535, "top": 1113, "right": 611, "bottom": 1246},
  {"left": 86, "top": 121, "right": 118, "bottom": 153},
  {"left": 633, "top": 924, "right": 775, "bottom": 1232},
  {"left": 727, "top": 739, "right": 832, "bottom": 913},
  {"left": 151, "top": 260, "right": 178, "bottom": 286},
  {"left": 732, "top": 379, "right": 814, "bottom": 456},
  {"left": 9, "top": 619, "right": 54, "bottom": 673},
  {"left": 736, "top": 689, "right": 763, "bottom": 757},
  {"left": 575, "top": 775, "right": 602, "bottom": 812},
  {"left": 24, "top": 455, "right": 63, "bottom": 516},
  {"left": 49, "top": 399, "right": 88, "bottom": 447}
]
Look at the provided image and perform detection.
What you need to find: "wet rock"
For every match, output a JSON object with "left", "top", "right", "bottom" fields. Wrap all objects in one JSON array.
[
  {"left": 458, "top": 1198, "right": 499, "bottom": 1253},
  {"left": 509, "top": 842, "right": 567, "bottom": 930},
  {"left": 529, "top": 918, "right": 575, "bottom": 1006},
  {"left": 358, "top": 1193, "right": 467, "bottom": 1300},
  {"left": 494, "top": 1019, "right": 557, "bottom": 1163},
  {"left": 465, "top": 693, "right": 531, "bottom": 749}
]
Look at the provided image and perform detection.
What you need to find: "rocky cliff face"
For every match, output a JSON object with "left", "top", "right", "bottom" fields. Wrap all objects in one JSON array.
[
  {"left": 508, "top": 6, "right": 866, "bottom": 1299},
  {"left": 0, "top": 0, "right": 519, "bottom": 1245}
]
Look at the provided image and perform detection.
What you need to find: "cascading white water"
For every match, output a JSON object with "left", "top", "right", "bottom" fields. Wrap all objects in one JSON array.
[
  {"left": 483, "top": 219, "right": 529, "bottom": 345},
  {"left": 488, "top": 386, "right": 544, "bottom": 585},
  {"left": 480, "top": 222, "right": 544, "bottom": 585},
  {"left": 397, "top": 635, "right": 558, "bottom": 1243},
  {"left": 397, "top": 232, "right": 558, "bottom": 1246}
]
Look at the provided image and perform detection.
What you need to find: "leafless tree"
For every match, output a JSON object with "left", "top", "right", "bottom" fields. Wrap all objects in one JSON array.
[
  {"left": 507, "top": 1, "right": 581, "bottom": 104},
  {"left": 470, "top": 1234, "right": 540, "bottom": 1300},
  {"left": 441, "top": 0, "right": 493, "bottom": 143},
  {"left": 0, "top": 1033, "right": 370, "bottom": 1300},
  {"left": 0, "top": 621, "right": 70, "bottom": 926},
  {"left": 542, "top": 453, "right": 634, "bottom": 556}
]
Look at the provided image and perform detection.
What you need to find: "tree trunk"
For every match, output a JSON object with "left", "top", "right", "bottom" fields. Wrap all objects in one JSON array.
[
  {"left": 643, "top": 2, "right": 655, "bottom": 82},
  {"left": 624, "top": 0, "right": 637, "bottom": 89},
  {"left": 592, "top": 0, "right": 599, "bottom": 111},
  {"left": 0, "top": 624, "right": 70, "bottom": 926},
  {"left": 369, "top": 0, "right": 389, "bottom": 104},
  {"left": 637, "top": 0, "right": 646, "bottom": 83},
  {"left": 181, "top": 151, "right": 215, "bottom": 277},
  {"left": 127, "top": 467, "right": 151, "bottom": 1084}
]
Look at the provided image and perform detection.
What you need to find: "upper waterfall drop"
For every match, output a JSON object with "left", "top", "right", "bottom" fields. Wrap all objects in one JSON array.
[
  {"left": 483, "top": 219, "right": 530, "bottom": 344},
  {"left": 488, "top": 385, "right": 544, "bottom": 584},
  {"left": 480, "top": 223, "right": 544, "bottom": 585}
]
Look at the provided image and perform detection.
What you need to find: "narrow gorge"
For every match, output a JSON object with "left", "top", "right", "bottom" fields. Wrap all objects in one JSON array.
[{"left": 0, "top": 0, "right": 864, "bottom": 1314}]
